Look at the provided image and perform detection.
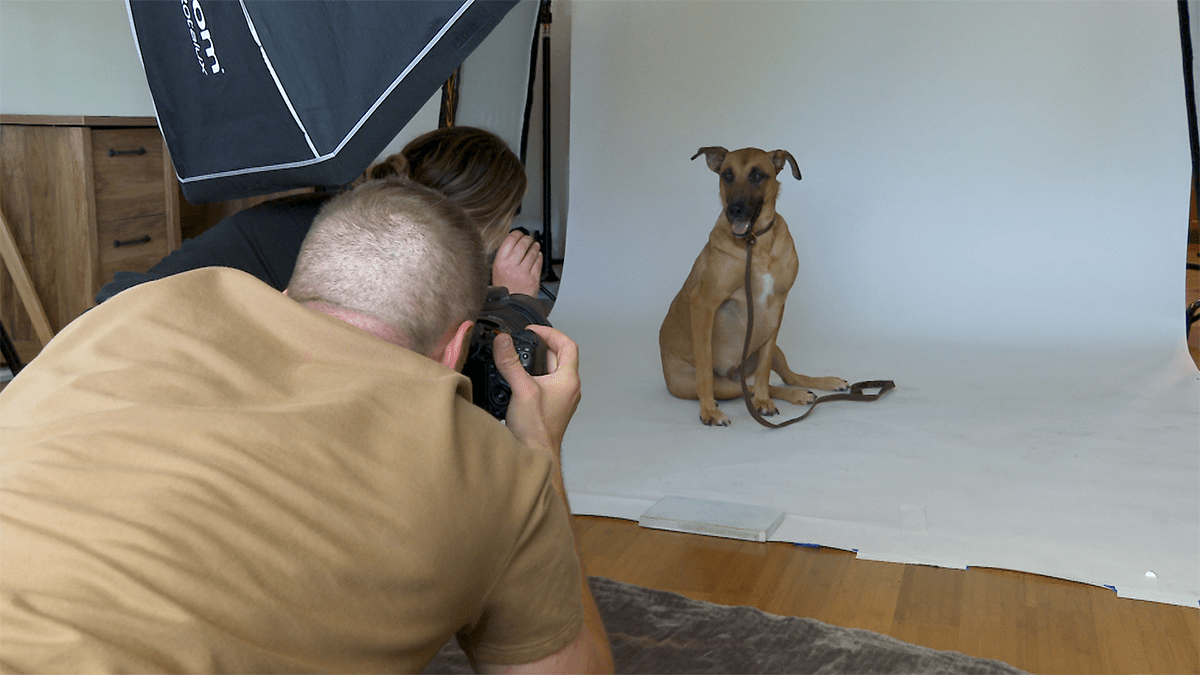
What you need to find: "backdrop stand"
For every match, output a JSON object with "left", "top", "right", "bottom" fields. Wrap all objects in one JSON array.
[{"left": 520, "top": 0, "right": 560, "bottom": 284}]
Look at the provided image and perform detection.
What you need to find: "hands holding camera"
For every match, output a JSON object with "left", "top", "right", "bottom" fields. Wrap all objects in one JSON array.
[
  {"left": 492, "top": 229, "right": 543, "bottom": 298},
  {"left": 492, "top": 324, "right": 579, "bottom": 460}
]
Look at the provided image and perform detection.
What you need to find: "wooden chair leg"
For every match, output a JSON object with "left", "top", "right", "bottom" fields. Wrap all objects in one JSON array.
[
  {"left": 0, "top": 318, "right": 23, "bottom": 375},
  {"left": 0, "top": 206, "right": 55, "bottom": 347}
]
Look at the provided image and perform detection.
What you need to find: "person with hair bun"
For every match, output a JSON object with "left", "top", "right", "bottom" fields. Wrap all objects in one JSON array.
[
  {"left": 364, "top": 126, "right": 542, "bottom": 297},
  {"left": 95, "top": 126, "right": 546, "bottom": 304}
]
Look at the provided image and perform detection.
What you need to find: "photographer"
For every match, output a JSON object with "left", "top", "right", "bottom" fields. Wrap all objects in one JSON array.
[
  {"left": 96, "top": 126, "right": 546, "bottom": 304},
  {"left": 0, "top": 179, "right": 613, "bottom": 673}
]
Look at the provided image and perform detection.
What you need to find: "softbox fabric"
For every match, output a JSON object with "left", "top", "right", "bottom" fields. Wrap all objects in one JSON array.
[{"left": 126, "top": 0, "right": 517, "bottom": 203}]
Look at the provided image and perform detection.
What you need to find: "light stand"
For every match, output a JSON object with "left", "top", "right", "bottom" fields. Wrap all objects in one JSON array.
[{"left": 520, "top": 0, "right": 560, "bottom": 283}]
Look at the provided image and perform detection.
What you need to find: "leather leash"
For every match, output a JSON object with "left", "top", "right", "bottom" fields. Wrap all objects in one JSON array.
[{"left": 736, "top": 223, "right": 895, "bottom": 428}]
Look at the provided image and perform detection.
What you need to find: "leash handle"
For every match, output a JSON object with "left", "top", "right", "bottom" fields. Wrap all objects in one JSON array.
[
  {"left": 738, "top": 234, "right": 894, "bottom": 428},
  {"left": 740, "top": 378, "right": 897, "bottom": 429}
]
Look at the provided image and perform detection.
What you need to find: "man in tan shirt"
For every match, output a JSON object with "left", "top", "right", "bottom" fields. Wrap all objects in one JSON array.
[{"left": 0, "top": 179, "right": 613, "bottom": 673}]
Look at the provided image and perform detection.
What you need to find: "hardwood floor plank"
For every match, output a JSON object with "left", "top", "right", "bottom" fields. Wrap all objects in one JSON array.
[
  {"left": 957, "top": 568, "right": 1036, "bottom": 671},
  {"left": 702, "top": 539, "right": 778, "bottom": 608},
  {"left": 761, "top": 546, "right": 854, "bottom": 621},
  {"left": 1183, "top": 605, "right": 1200, "bottom": 673},
  {"left": 889, "top": 564, "right": 965, "bottom": 652},
  {"left": 1028, "top": 576, "right": 1104, "bottom": 674},
  {"left": 1092, "top": 587, "right": 1154, "bottom": 675},
  {"left": 820, "top": 556, "right": 905, "bottom": 635},
  {"left": 1131, "top": 599, "right": 1200, "bottom": 675},
  {"left": 576, "top": 515, "right": 637, "bottom": 576}
]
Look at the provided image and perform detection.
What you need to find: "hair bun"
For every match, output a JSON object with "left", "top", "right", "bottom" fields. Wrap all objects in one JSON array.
[{"left": 368, "top": 154, "right": 411, "bottom": 180}]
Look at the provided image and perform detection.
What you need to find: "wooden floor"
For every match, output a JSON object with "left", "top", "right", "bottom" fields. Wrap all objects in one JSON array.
[
  {"left": 576, "top": 515, "right": 1198, "bottom": 675},
  {"left": 575, "top": 243, "right": 1200, "bottom": 675}
]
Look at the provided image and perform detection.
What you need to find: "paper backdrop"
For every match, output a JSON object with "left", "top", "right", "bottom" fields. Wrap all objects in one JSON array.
[{"left": 553, "top": 0, "right": 1199, "bottom": 608}]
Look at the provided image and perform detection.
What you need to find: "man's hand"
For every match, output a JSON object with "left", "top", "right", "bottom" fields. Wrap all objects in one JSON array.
[
  {"left": 492, "top": 230, "right": 543, "bottom": 298},
  {"left": 492, "top": 325, "right": 579, "bottom": 458}
]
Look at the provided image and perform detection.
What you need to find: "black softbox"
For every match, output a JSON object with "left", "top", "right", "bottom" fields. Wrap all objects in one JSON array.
[{"left": 126, "top": 0, "right": 518, "bottom": 203}]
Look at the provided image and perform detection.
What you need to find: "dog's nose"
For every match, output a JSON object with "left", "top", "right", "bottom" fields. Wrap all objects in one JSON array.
[{"left": 726, "top": 203, "right": 749, "bottom": 221}]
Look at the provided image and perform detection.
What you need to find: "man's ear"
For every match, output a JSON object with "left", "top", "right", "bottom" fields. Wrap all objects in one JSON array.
[{"left": 438, "top": 320, "right": 474, "bottom": 371}]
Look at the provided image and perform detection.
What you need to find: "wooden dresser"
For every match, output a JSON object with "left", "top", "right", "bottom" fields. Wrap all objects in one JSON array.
[{"left": 0, "top": 115, "right": 181, "bottom": 344}]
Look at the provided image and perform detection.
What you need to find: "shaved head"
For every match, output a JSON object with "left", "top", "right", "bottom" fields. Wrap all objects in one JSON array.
[{"left": 287, "top": 179, "right": 489, "bottom": 356}]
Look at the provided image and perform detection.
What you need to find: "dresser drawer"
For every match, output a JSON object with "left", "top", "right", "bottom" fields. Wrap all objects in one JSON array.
[
  {"left": 90, "top": 128, "right": 166, "bottom": 222},
  {"left": 97, "top": 214, "right": 171, "bottom": 283}
]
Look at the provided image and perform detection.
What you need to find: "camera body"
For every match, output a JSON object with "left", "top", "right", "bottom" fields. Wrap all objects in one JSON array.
[{"left": 462, "top": 287, "right": 551, "bottom": 419}]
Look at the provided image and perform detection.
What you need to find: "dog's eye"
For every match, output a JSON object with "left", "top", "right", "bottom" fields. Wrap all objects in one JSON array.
[
  {"left": 721, "top": 169, "right": 734, "bottom": 183},
  {"left": 749, "top": 169, "right": 765, "bottom": 184}
]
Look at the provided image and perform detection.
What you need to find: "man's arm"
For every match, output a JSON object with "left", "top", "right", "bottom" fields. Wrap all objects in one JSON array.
[{"left": 481, "top": 327, "right": 614, "bottom": 674}]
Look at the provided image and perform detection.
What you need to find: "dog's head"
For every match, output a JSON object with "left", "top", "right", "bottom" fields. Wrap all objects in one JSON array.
[{"left": 692, "top": 147, "right": 801, "bottom": 238}]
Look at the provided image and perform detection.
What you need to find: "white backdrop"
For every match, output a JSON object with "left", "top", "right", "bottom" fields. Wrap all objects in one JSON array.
[{"left": 553, "top": 0, "right": 1199, "bottom": 608}]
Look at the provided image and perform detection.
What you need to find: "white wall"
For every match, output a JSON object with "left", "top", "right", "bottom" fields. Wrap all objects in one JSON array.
[{"left": 0, "top": 0, "right": 156, "bottom": 115}]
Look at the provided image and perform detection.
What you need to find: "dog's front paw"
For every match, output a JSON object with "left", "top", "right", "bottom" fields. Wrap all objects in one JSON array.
[
  {"left": 777, "top": 387, "right": 817, "bottom": 405},
  {"left": 754, "top": 397, "right": 780, "bottom": 417},
  {"left": 815, "top": 377, "right": 849, "bottom": 392},
  {"left": 700, "top": 405, "right": 730, "bottom": 427}
]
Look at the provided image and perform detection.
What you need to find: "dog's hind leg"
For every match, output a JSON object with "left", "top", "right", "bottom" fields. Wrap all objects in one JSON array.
[
  {"left": 770, "top": 344, "right": 849, "bottom": 392},
  {"left": 666, "top": 352, "right": 790, "bottom": 425},
  {"left": 661, "top": 353, "right": 736, "bottom": 425}
]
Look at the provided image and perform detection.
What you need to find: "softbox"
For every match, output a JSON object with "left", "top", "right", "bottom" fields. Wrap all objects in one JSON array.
[{"left": 126, "top": 0, "right": 518, "bottom": 203}]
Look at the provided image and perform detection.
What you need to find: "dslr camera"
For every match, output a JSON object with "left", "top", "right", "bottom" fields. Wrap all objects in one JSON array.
[{"left": 462, "top": 287, "right": 552, "bottom": 419}]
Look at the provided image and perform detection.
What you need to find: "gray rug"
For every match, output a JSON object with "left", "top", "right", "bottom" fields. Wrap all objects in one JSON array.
[{"left": 422, "top": 576, "right": 1027, "bottom": 674}]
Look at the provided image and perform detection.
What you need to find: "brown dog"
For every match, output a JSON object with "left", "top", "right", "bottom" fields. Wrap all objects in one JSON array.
[{"left": 659, "top": 146, "right": 847, "bottom": 426}]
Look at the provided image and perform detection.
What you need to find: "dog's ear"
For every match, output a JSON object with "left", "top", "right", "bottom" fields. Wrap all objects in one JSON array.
[
  {"left": 771, "top": 150, "right": 802, "bottom": 181},
  {"left": 692, "top": 147, "right": 728, "bottom": 173}
]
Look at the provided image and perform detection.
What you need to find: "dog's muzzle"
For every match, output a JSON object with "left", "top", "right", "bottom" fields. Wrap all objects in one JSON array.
[{"left": 726, "top": 200, "right": 762, "bottom": 238}]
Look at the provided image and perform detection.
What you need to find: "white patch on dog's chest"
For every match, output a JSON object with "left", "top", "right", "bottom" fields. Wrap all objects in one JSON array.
[{"left": 757, "top": 272, "right": 775, "bottom": 306}]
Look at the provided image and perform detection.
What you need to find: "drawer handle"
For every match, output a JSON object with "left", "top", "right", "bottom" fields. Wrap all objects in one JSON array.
[
  {"left": 113, "top": 235, "right": 151, "bottom": 248},
  {"left": 108, "top": 147, "right": 147, "bottom": 157}
]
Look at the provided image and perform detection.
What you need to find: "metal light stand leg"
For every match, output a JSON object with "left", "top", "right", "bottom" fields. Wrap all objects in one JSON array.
[{"left": 537, "top": 0, "right": 558, "bottom": 282}]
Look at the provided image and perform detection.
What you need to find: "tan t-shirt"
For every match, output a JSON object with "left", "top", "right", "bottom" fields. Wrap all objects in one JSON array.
[{"left": 0, "top": 268, "right": 583, "bottom": 673}]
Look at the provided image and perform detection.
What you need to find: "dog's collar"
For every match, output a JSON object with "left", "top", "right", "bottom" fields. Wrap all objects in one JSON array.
[{"left": 736, "top": 217, "right": 776, "bottom": 243}]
